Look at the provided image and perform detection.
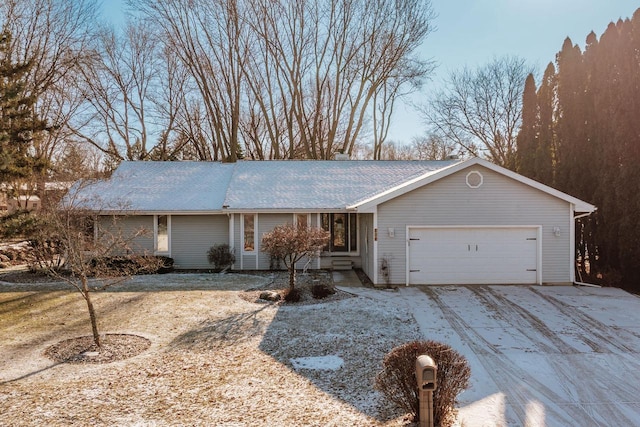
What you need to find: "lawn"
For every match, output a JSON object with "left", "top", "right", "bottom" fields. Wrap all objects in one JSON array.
[{"left": 0, "top": 273, "right": 420, "bottom": 426}]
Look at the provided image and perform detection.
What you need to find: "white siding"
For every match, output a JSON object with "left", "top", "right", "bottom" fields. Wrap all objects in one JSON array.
[
  {"left": 377, "top": 166, "right": 571, "bottom": 285},
  {"left": 171, "top": 215, "right": 228, "bottom": 269},
  {"left": 98, "top": 215, "right": 154, "bottom": 255}
]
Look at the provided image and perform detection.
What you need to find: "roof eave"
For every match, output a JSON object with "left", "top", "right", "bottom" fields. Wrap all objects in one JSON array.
[
  {"left": 223, "top": 207, "right": 354, "bottom": 213},
  {"left": 96, "top": 209, "right": 227, "bottom": 216},
  {"left": 348, "top": 157, "right": 597, "bottom": 213}
]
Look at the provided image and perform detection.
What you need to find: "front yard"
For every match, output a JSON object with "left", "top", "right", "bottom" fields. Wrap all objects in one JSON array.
[{"left": 0, "top": 273, "right": 420, "bottom": 426}]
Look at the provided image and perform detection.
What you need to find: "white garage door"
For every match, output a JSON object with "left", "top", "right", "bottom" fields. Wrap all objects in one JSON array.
[{"left": 408, "top": 227, "right": 539, "bottom": 285}]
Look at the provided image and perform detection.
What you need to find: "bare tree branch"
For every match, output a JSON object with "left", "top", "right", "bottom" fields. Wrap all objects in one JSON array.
[{"left": 422, "top": 56, "right": 533, "bottom": 168}]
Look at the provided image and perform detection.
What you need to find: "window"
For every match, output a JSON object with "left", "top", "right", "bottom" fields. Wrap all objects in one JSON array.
[
  {"left": 466, "top": 170, "right": 483, "bottom": 188},
  {"left": 321, "top": 213, "right": 357, "bottom": 253},
  {"left": 295, "top": 213, "right": 309, "bottom": 228},
  {"left": 156, "top": 215, "right": 169, "bottom": 253},
  {"left": 243, "top": 214, "right": 256, "bottom": 252}
]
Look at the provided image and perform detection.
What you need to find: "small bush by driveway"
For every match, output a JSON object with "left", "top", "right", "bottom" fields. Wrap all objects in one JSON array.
[{"left": 349, "top": 285, "right": 640, "bottom": 426}]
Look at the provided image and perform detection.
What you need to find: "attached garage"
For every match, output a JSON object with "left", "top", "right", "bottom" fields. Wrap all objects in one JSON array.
[
  {"left": 351, "top": 158, "right": 596, "bottom": 286},
  {"left": 407, "top": 226, "right": 541, "bottom": 285}
]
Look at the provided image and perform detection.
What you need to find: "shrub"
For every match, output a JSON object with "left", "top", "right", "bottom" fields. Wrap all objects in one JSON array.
[
  {"left": 153, "top": 256, "right": 174, "bottom": 274},
  {"left": 207, "top": 243, "right": 235, "bottom": 271},
  {"left": 261, "top": 223, "right": 329, "bottom": 290},
  {"left": 375, "top": 340, "right": 471, "bottom": 427},
  {"left": 89, "top": 255, "right": 174, "bottom": 276},
  {"left": 283, "top": 287, "right": 301, "bottom": 302},
  {"left": 311, "top": 282, "right": 336, "bottom": 299}
]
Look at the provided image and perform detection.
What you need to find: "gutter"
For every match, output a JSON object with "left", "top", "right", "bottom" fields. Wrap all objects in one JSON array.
[{"left": 574, "top": 211, "right": 594, "bottom": 220}]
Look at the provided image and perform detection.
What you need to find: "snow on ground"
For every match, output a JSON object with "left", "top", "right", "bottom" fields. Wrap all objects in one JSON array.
[
  {"left": 2, "top": 272, "right": 640, "bottom": 426},
  {"left": 291, "top": 355, "right": 344, "bottom": 370},
  {"left": 0, "top": 273, "right": 419, "bottom": 426},
  {"left": 345, "top": 284, "right": 640, "bottom": 426}
]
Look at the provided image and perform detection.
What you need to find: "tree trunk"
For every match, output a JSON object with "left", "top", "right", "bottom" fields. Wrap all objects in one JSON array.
[
  {"left": 288, "top": 266, "right": 296, "bottom": 291},
  {"left": 82, "top": 276, "right": 101, "bottom": 348}
]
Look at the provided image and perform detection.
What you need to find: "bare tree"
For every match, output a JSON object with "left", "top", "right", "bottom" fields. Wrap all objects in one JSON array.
[
  {"left": 245, "top": 0, "right": 434, "bottom": 159},
  {"left": 72, "top": 23, "right": 160, "bottom": 161},
  {"left": 132, "top": 0, "right": 434, "bottom": 160},
  {"left": 410, "top": 133, "right": 458, "bottom": 160},
  {"left": 422, "top": 56, "right": 533, "bottom": 168},
  {"left": 135, "top": 0, "right": 248, "bottom": 162},
  {"left": 26, "top": 184, "right": 162, "bottom": 347},
  {"left": 353, "top": 133, "right": 456, "bottom": 160},
  {"left": 261, "top": 223, "right": 329, "bottom": 291}
]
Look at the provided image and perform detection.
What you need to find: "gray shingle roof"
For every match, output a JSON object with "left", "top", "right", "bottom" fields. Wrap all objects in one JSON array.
[
  {"left": 76, "top": 159, "right": 459, "bottom": 212},
  {"left": 224, "top": 160, "right": 458, "bottom": 210},
  {"left": 76, "top": 161, "right": 234, "bottom": 212}
]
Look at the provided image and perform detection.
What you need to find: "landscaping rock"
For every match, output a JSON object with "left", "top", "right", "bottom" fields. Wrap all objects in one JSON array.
[{"left": 259, "top": 291, "right": 281, "bottom": 301}]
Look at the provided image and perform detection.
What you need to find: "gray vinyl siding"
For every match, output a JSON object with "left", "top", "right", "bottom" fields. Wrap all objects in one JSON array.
[
  {"left": 98, "top": 215, "right": 154, "bottom": 255},
  {"left": 359, "top": 213, "right": 374, "bottom": 281},
  {"left": 171, "top": 215, "right": 228, "bottom": 269},
  {"left": 257, "top": 213, "right": 292, "bottom": 269},
  {"left": 295, "top": 213, "right": 319, "bottom": 270},
  {"left": 377, "top": 166, "right": 571, "bottom": 285}
]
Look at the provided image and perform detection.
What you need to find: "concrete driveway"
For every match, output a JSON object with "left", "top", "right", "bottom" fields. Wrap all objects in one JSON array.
[{"left": 347, "top": 284, "right": 640, "bottom": 426}]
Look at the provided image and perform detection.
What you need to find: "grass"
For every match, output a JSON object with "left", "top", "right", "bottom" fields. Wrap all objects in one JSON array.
[{"left": 0, "top": 273, "right": 421, "bottom": 426}]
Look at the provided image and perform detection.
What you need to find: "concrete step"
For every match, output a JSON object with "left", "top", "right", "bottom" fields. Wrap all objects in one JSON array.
[{"left": 331, "top": 258, "right": 353, "bottom": 270}]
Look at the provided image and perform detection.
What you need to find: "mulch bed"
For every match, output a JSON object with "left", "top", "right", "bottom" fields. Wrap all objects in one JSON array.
[
  {"left": 44, "top": 334, "right": 151, "bottom": 364},
  {"left": 240, "top": 270, "right": 354, "bottom": 305}
]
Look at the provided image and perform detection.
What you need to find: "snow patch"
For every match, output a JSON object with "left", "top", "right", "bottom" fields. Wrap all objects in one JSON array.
[{"left": 290, "top": 355, "right": 344, "bottom": 371}]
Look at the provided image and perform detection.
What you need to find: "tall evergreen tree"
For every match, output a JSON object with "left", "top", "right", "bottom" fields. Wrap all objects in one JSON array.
[
  {"left": 535, "top": 63, "right": 557, "bottom": 186},
  {"left": 0, "top": 30, "right": 47, "bottom": 186},
  {"left": 515, "top": 8, "right": 640, "bottom": 290},
  {"left": 555, "top": 38, "right": 588, "bottom": 198},
  {"left": 516, "top": 73, "right": 538, "bottom": 178}
]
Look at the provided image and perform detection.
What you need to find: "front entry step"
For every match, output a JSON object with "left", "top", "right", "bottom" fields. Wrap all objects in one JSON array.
[{"left": 332, "top": 258, "right": 353, "bottom": 270}]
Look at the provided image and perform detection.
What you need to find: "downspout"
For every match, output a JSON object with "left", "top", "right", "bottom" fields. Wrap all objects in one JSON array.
[
  {"left": 317, "top": 213, "right": 321, "bottom": 269},
  {"left": 373, "top": 208, "right": 378, "bottom": 285}
]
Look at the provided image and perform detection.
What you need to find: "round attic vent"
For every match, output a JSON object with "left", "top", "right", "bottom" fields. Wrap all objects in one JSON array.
[{"left": 466, "top": 170, "right": 483, "bottom": 188}]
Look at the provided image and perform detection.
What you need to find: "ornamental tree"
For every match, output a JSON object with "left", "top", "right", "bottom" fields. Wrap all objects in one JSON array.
[
  {"left": 0, "top": 182, "right": 162, "bottom": 348},
  {"left": 261, "top": 223, "right": 329, "bottom": 290}
]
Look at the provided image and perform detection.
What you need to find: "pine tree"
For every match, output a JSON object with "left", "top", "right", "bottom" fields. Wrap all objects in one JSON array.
[
  {"left": 516, "top": 73, "right": 538, "bottom": 178},
  {"left": 535, "top": 62, "right": 557, "bottom": 185},
  {"left": 555, "top": 38, "right": 587, "bottom": 197},
  {"left": 0, "top": 30, "right": 47, "bottom": 186}
]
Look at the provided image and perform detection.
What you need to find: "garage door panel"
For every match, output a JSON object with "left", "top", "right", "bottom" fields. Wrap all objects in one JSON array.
[{"left": 408, "top": 227, "right": 539, "bottom": 285}]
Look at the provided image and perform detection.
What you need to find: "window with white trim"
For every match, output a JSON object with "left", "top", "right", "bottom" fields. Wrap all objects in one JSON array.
[
  {"left": 155, "top": 215, "right": 170, "bottom": 254},
  {"left": 294, "top": 213, "right": 310, "bottom": 228},
  {"left": 243, "top": 214, "right": 256, "bottom": 252}
]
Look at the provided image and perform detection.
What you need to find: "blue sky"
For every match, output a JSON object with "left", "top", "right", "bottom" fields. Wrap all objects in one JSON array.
[
  {"left": 100, "top": 0, "right": 639, "bottom": 144},
  {"left": 393, "top": 0, "right": 639, "bottom": 143}
]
